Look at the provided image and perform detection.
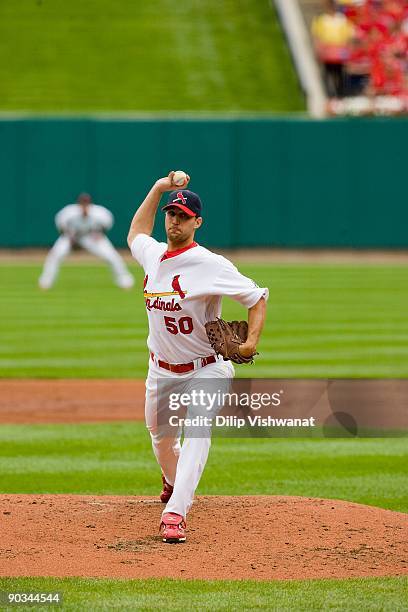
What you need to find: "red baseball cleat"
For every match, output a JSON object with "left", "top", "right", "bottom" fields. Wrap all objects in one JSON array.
[
  {"left": 160, "top": 513, "right": 186, "bottom": 543},
  {"left": 160, "top": 474, "right": 173, "bottom": 503}
]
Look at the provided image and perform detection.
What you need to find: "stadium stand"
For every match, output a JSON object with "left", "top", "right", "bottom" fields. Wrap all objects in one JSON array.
[
  {"left": 312, "top": 0, "right": 355, "bottom": 96},
  {"left": 309, "top": 0, "right": 408, "bottom": 114}
]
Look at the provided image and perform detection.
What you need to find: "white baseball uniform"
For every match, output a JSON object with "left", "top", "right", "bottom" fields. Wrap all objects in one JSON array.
[
  {"left": 39, "top": 203, "right": 134, "bottom": 289},
  {"left": 131, "top": 233, "right": 269, "bottom": 519}
]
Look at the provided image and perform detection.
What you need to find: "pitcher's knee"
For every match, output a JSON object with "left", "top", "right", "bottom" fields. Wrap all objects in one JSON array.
[{"left": 148, "top": 426, "right": 178, "bottom": 448}]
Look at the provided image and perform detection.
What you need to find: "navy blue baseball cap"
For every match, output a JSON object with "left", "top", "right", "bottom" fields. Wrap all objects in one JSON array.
[{"left": 162, "top": 190, "right": 202, "bottom": 217}]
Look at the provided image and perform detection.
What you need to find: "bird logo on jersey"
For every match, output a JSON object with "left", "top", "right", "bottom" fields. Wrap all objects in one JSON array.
[
  {"left": 171, "top": 275, "right": 185, "bottom": 299},
  {"left": 144, "top": 274, "right": 187, "bottom": 312}
]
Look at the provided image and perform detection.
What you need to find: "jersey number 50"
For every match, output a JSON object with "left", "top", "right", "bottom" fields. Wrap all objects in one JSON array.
[{"left": 164, "top": 316, "right": 193, "bottom": 335}]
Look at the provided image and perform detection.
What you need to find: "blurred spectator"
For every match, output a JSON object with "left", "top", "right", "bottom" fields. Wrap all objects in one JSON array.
[
  {"left": 312, "top": 0, "right": 355, "bottom": 96},
  {"left": 312, "top": 0, "right": 408, "bottom": 112}
]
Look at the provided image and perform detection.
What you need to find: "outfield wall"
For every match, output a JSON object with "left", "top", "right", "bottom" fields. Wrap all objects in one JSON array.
[{"left": 1, "top": 117, "right": 406, "bottom": 248}]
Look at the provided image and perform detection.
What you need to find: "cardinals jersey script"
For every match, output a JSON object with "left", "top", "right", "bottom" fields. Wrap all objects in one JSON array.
[{"left": 131, "top": 233, "right": 269, "bottom": 364}]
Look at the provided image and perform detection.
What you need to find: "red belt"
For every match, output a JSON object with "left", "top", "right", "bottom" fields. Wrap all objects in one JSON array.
[{"left": 150, "top": 352, "right": 217, "bottom": 374}]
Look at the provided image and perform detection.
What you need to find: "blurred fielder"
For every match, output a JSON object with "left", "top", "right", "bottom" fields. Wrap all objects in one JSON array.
[{"left": 39, "top": 193, "right": 134, "bottom": 290}]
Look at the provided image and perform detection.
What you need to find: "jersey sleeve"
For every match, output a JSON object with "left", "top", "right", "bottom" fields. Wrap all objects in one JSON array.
[
  {"left": 94, "top": 206, "right": 113, "bottom": 231},
  {"left": 55, "top": 206, "right": 72, "bottom": 232},
  {"left": 130, "top": 233, "right": 166, "bottom": 269},
  {"left": 211, "top": 257, "right": 269, "bottom": 308}
]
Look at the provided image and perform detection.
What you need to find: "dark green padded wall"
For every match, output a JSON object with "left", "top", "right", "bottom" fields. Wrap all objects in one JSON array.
[{"left": 1, "top": 117, "right": 406, "bottom": 248}]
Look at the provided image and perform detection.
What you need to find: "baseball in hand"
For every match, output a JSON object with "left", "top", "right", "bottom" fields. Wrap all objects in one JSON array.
[{"left": 172, "top": 170, "right": 188, "bottom": 187}]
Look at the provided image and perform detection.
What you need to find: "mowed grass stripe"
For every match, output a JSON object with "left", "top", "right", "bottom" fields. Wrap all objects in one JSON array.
[
  {"left": 3, "top": 334, "right": 408, "bottom": 355},
  {"left": 250, "top": 365, "right": 408, "bottom": 378},
  {"left": 260, "top": 348, "right": 408, "bottom": 360},
  {"left": 1, "top": 263, "right": 407, "bottom": 378},
  {"left": 0, "top": 576, "right": 406, "bottom": 610},
  {"left": 0, "top": 0, "right": 302, "bottom": 112},
  {"left": 0, "top": 423, "right": 406, "bottom": 511}
]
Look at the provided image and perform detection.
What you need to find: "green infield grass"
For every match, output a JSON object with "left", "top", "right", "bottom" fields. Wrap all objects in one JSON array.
[
  {"left": 1, "top": 262, "right": 407, "bottom": 379},
  {"left": 0, "top": 423, "right": 406, "bottom": 512},
  {"left": 0, "top": 0, "right": 303, "bottom": 112},
  {"left": 0, "top": 576, "right": 407, "bottom": 611}
]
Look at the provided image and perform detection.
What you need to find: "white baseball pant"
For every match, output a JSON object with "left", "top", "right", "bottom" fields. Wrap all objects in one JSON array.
[
  {"left": 39, "top": 234, "right": 134, "bottom": 289},
  {"left": 145, "top": 357, "right": 234, "bottom": 519}
]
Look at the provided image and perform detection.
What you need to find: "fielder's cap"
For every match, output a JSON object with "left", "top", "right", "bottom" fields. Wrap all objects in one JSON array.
[
  {"left": 162, "top": 190, "right": 202, "bottom": 217},
  {"left": 77, "top": 192, "right": 92, "bottom": 203}
]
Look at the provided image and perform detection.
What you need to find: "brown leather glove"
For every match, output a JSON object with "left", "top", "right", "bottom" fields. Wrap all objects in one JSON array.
[{"left": 205, "top": 318, "right": 257, "bottom": 364}]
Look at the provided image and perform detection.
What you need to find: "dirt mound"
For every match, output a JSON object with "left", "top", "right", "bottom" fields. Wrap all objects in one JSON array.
[{"left": 0, "top": 495, "right": 406, "bottom": 580}]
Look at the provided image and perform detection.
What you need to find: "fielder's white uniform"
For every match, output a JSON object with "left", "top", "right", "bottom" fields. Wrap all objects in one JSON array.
[
  {"left": 39, "top": 203, "right": 134, "bottom": 289},
  {"left": 131, "top": 233, "right": 269, "bottom": 519}
]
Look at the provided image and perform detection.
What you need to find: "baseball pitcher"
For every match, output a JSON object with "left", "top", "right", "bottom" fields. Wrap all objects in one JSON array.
[
  {"left": 128, "top": 172, "right": 268, "bottom": 543},
  {"left": 39, "top": 193, "right": 134, "bottom": 290}
]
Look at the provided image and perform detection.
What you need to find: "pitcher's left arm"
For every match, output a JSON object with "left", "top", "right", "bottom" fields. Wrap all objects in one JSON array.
[{"left": 239, "top": 297, "right": 267, "bottom": 359}]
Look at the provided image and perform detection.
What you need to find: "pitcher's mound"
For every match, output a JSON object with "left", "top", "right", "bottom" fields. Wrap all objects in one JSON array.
[{"left": 0, "top": 495, "right": 407, "bottom": 580}]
